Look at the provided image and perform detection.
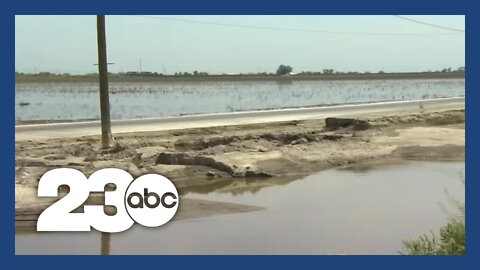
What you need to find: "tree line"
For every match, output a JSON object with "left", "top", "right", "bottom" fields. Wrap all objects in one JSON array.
[{"left": 15, "top": 65, "right": 465, "bottom": 78}]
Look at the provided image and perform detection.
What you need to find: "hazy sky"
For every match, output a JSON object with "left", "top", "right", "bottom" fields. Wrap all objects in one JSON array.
[{"left": 15, "top": 15, "right": 465, "bottom": 74}]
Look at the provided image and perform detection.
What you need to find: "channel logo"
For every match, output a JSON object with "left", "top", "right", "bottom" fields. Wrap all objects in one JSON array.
[{"left": 36, "top": 168, "right": 179, "bottom": 233}]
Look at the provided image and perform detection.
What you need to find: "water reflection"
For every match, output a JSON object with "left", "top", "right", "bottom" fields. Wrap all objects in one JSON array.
[
  {"left": 16, "top": 161, "right": 464, "bottom": 255},
  {"left": 15, "top": 79, "right": 464, "bottom": 121},
  {"left": 101, "top": 233, "right": 110, "bottom": 255},
  {"left": 179, "top": 175, "right": 302, "bottom": 196}
]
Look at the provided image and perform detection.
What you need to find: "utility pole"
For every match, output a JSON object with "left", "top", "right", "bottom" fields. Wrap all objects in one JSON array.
[{"left": 96, "top": 15, "right": 114, "bottom": 148}]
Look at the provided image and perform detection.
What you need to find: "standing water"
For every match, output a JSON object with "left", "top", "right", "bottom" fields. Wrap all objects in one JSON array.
[
  {"left": 16, "top": 161, "right": 464, "bottom": 255},
  {"left": 15, "top": 79, "right": 464, "bottom": 121}
]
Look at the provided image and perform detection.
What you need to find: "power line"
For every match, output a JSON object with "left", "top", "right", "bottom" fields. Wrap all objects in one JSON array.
[
  {"left": 130, "top": 15, "right": 462, "bottom": 36},
  {"left": 393, "top": 15, "right": 465, "bottom": 33}
]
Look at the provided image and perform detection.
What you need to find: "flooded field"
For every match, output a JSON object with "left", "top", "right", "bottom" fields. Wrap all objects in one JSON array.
[
  {"left": 15, "top": 78, "right": 464, "bottom": 121},
  {"left": 16, "top": 161, "right": 464, "bottom": 255}
]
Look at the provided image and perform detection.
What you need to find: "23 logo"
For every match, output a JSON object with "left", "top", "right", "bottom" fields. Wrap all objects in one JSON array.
[{"left": 36, "top": 168, "right": 179, "bottom": 233}]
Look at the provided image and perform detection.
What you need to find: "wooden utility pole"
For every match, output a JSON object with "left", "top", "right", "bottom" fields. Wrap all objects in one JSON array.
[{"left": 96, "top": 15, "right": 114, "bottom": 148}]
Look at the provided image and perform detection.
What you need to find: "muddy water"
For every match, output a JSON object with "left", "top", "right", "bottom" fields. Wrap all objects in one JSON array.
[
  {"left": 15, "top": 79, "right": 464, "bottom": 121},
  {"left": 15, "top": 161, "right": 464, "bottom": 255}
]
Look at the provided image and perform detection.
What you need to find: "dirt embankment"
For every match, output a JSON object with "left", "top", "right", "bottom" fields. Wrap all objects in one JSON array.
[
  {"left": 16, "top": 108, "right": 464, "bottom": 189},
  {"left": 15, "top": 107, "right": 464, "bottom": 227}
]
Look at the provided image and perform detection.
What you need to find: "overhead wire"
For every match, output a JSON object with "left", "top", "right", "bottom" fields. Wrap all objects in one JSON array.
[
  {"left": 129, "top": 15, "right": 463, "bottom": 36},
  {"left": 393, "top": 15, "right": 465, "bottom": 33}
]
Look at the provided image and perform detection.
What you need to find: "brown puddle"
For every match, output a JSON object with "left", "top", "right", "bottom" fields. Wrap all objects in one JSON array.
[{"left": 15, "top": 161, "right": 464, "bottom": 255}]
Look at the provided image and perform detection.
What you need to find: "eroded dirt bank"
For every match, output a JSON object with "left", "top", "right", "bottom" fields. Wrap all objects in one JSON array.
[{"left": 15, "top": 106, "right": 465, "bottom": 226}]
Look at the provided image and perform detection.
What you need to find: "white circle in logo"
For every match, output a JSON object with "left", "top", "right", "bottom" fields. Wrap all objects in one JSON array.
[{"left": 124, "top": 174, "right": 179, "bottom": 227}]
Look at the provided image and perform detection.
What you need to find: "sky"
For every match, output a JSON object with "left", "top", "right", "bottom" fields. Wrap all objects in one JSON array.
[{"left": 15, "top": 15, "right": 465, "bottom": 75}]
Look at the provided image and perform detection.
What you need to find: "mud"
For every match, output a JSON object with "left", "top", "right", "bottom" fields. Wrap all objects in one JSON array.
[{"left": 15, "top": 107, "right": 465, "bottom": 226}]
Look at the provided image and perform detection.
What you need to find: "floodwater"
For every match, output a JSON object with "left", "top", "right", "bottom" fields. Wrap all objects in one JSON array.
[
  {"left": 15, "top": 79, "right": 464, "bottom": 121},
  {"left": 15, "top": 161, "right": 464, "bottom": 255}
]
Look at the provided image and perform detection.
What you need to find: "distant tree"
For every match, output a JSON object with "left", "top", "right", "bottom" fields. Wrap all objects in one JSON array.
[
  {"left": 323, "top": 69, "right": 334, "bottom": 75},
  {"left": 276, "top": 65, "right": 293, "bottom": 75},
  {"left": 193, "top": 70, "right": 198, "bottom": 76}
]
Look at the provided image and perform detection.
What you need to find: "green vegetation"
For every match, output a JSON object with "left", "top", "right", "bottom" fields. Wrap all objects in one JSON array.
[
  {"left": 173, "top": 71, "right": 209, "bottom": 76},
  {"left": 276, "top": 64, "right": 293, "bottom": 75},
  {"left": 15, "top": 65, "right": 465, "bottom": 82},
  {"left": 402, "top": 219, "right": 465, "bottom": 255}
]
